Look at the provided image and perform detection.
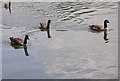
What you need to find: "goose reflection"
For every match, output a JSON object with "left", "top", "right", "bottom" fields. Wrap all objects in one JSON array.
[
  {"left": 10, "top": 44, "right": 29, "bottom": 56},
  {"left": 10, "top": 44, "right": 22, "bottom": 49},
  {"left": 8, "top": 7, "right": 11, "bottom": 13},
  {"left": 47, "top": 29, "right": 51, "bottom": 38},
  {"left": 23, "top": 45, "right": 29, "bottom": 56},
  {"left": 4, "top": 1, "right": 11, "bottom": 13},
  {"left": 103, "top": 30, "right": 109, "bottom": 43}
]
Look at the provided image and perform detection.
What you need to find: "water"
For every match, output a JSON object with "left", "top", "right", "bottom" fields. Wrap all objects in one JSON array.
[{"left": 2, "top": 2, "right": 118, "bottom": 79}]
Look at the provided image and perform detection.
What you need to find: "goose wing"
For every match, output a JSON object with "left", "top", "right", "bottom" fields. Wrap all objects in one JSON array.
[
  {"left": 4, "top": 4, "right": 8, "bottom": 9},
  {"left": 40, "top": 23, "right": 47, "bottom": 29},
  {"left": 10, "top": 38, "right": 24, "bottom": 46},
  {"left": 89, "top": 24, "right": 104, "bottom": 30}
]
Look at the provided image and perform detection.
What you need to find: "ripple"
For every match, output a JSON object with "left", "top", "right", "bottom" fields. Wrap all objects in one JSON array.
[
  {"left": 56, "top": 30, "right": 68, "bottom": 31},
  {"left": 54, "top": 2, "right": 117, "bottom": 25},
  {"left": 106, "top": 66, "right": 117, "bottom": 68}
]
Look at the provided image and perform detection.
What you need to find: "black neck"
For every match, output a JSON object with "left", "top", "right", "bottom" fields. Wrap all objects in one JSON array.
[
  {"left": 9, "top": 2, "right": 11, "bottom": 8},
  {"left": 104, "top": 22, "right": 107, "bottom": 29},
  {"left": 47, "top": 22, "right": 50, "bottom": 30},
  {"left": 24, "top": 37, "right": 28, "bottom": 44}
]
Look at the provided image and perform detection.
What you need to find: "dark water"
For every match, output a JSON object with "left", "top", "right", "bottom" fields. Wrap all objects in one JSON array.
[{"left": 2, "top": 2, "right": 118, "bottom": 79}]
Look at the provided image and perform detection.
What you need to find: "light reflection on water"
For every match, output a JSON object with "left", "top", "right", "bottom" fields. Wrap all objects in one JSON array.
[{"left": 2, "top": 2, "right": 118, "bottom": 79}]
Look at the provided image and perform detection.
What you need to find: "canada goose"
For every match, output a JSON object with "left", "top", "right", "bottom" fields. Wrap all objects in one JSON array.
[
  {"left": 89, "top": 20, "right": 110, "bottom": 31},
  {"left": 39, "top": 20, "right": 51, "bottom": 31},
  {"left": 9, "top": 35, "right": 29, "bottom": 46},
  {"left": 4, "top": 1, "right": 11, "bottom": 9}
]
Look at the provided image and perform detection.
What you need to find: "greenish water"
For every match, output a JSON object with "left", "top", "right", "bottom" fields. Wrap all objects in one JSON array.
[{"left": 2, "top": 2, "right": 118, "bottom": 79}]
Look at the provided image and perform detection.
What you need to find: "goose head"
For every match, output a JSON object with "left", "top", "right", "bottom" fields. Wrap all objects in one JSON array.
[
  {"left": 9, "top": 37, "right": 14, "bottom": 41},
  {"left": 104, "top": 20, "right": 110, "bottom": 23},
  {"left": 104, "top": 20, "right": 110, "bottom": 29},
  {"left": 25, "top": 35, "right": 29, "bottom": 40},
  {"left": 48, "top": 20, "right": 51, "bottom": 24}
]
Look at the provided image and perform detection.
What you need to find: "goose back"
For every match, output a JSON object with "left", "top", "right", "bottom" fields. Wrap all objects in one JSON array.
[
  {"left": 9, "top": 37, "right": 24, "bottom": 46},
  {"left": 89, "top": 24, "right": 104, "bottom": 31},
  {"left": 9, "top": 35, "right": 29, "bottom": 46},
  {"left": 40, "top": 23, "right": 48, "bottom": 29}
]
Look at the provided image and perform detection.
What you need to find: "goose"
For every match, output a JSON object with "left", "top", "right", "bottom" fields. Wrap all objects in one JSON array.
[
  {"left": 39, "top": 20, "right": 51, "bottom": 31},
  {"left": 89, "top": 20, "right": 110, "bottom": 31},
  {"left": 4, "top": 1, "right": 11, "bottom": 9},
  {"left": 9, "top": 35, "right": 29, "bottom": 46}
]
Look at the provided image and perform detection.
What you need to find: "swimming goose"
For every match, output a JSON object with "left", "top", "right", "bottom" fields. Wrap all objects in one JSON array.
[
  {"left": 39, "top": 20, "right": 51, "bottom": 31},
  {"left": 89, "top": 20, "right": 110, "bottom": 31},
  {"left": 4, "top": 1, "right": 11, "bottom": 9},
  {"left": 9, "top": 35, "right": 29, "bottom": 46}
]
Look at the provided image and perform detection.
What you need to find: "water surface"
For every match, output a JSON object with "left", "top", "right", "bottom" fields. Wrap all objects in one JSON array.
[{"left": 2, "top": 2, "right": 118, "bottom": 79}]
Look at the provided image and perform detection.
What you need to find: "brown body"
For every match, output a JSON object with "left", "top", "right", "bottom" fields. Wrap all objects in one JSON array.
[
  {"left": 39, "top": 20, "right": 51, "bottom": 31},
  {"left": 10, "top": 37, "right": 24, "bottom": 46},
  {"left": 9, "top": 35, "right": 29, "bottom": 46},
  {"left": 89, "top": 24, "right": 106, "bottom": 31},
  {"left": 39, "top": 23, "right": 48, "bottom": 31}
]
